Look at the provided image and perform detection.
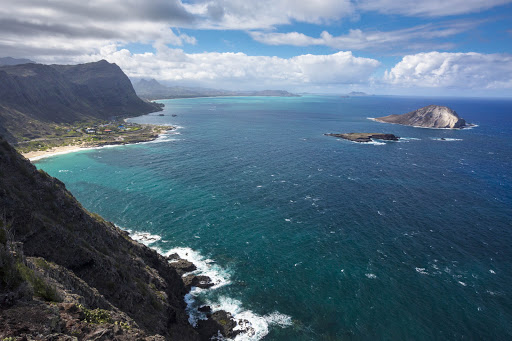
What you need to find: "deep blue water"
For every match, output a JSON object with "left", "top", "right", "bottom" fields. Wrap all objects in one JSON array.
[{"left": 36, "top": 95, "right": 512, "bottom": 340}]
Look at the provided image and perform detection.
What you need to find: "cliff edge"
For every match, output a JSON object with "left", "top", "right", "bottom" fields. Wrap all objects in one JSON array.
[
  {"left": 374, "top": 105, "right": 468, "bottom": 129},
  {"left": 0, "top": 136, "right": 228, "bottom": 340},
  {"left": 0, "top": 60, "right": 162, "bottom": 143}
]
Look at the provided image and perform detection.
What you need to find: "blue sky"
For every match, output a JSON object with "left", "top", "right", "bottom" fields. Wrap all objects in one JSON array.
[{"left": 1, "top": 0, "right": 512, "bottom": 96}]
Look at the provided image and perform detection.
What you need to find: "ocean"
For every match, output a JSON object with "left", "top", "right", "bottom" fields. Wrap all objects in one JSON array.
[{"left": 35, "top": 95, "right": 512, "bottom": 340}]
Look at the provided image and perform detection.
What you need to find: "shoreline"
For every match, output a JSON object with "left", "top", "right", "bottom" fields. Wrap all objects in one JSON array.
[{"left": 22, "top": 126, "right": 173, "bottom": 161}]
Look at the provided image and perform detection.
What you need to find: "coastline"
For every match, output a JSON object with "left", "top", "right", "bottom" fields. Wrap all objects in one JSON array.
[{"left": 22, "top": 126, "right": 173, "bottom": 161}]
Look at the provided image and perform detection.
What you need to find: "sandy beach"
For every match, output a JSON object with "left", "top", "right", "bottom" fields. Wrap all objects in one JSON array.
[
  {"left": 23, "top": 145, "right": 95, "bottom": 161},
  {"left": 21, "top": 126, "right": 174, "bottom": 161}
]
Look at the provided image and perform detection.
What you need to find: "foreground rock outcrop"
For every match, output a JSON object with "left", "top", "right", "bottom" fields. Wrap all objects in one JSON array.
[
  {"left": 374, "top": 105, "right": 469, "bottom": 129},
  {"left": 0, "top": 136, "right": 237, "bottom": 340},
  {"left": 325, "top": 133, "right": 399, "bottom": 143}
]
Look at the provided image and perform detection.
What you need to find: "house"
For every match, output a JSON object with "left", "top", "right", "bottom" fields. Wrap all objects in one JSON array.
[{"left": 85, "top": 128, "right": 96, "bottom": 134}]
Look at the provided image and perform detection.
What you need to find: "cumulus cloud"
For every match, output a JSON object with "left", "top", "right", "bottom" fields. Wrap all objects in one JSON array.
[
  {"left": 0, "top": 0, "right": 196, "bottom": 58},
  {"left": 357, "top": 0, "right": 512, "bottom": 17},
  {"left": 61, "top": 45, "right": 379, "bottom": 89},
  {"left": 250, "top": 21, "right": 477, "bottom": 51},
  {"left": 183, "top": 0, "right": 354, "bottom": 29},
  {"left": 384, "top": 52, "right": 512, "bottom": 88}
]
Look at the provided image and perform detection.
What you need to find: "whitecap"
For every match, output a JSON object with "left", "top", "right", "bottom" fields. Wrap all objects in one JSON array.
[
  {"left": 130, "top": 231, "right": 162, "bottom": 246},
  {"left": 365, "top": 273, "right": 377, "bottom": 279},
  {"left": 415, "top": 267, "right": 428, "bottom": 275},
  {"left": 489, "top": 269, "right": 496, "bottom": 274},
  {"left": 164, "top": 247, "right": 231, "bottom": 289},
  {"left": 206, "top": 296, "right": 292, "bottom": 341},
  {"left": 431, "top": 137, "right": 463, "bottom": 141}
]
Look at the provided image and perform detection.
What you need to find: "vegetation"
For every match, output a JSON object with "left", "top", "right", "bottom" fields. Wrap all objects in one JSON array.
[
  {"left": 79, "top": 304, "right": 113, "bottom": 324},
  {"left": 16, "top": 262, "right": 60, "bottom": 302},
  {"left": 14, "top": 120, "right": 170, "bottom": 153}
]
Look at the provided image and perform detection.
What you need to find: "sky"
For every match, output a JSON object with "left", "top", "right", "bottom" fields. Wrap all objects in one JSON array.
[{"left": 1, "top": 0, "right": 512, "bottom": 96}]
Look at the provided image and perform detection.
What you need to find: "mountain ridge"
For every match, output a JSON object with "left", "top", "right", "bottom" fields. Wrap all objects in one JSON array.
[
  {"left": 0, "top": 60, "right": 162, "bottom": 143},
  {"left": 133, "top": 78, "right": 299, "bottom": 100}
]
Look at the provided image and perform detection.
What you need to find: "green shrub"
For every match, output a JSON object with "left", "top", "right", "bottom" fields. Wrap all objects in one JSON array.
[
  {"left": 79, "top": 305, "right": 113, "bottom": 324},
  {"left": 16, "top": 262, "right": 60, "bottom": 302},
  {"left": 33, "top": 258, "right": 51, "bottom": 270}
]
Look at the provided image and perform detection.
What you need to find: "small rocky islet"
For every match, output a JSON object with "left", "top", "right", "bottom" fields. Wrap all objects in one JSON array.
[
  {"left": 325, "top": 133, "right": 399, "bottom": 143},
  {"left": 374, "top": 104, "right": 471, "bottom": 129}
]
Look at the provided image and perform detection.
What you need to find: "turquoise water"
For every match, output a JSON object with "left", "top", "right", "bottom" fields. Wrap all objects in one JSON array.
[{"left": 36, "top": 95, "right": 512, "bottom": 340}]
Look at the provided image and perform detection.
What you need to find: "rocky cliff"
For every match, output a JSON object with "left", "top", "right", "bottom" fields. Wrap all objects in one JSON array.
[
  {"left": 0, "top": 60, "right": 161, "bottom": 143},
  {"left": 374, "top": 105, "right": 468, "bottom": 129},
  {"left": 0, "top": 137, "right": 228, "bottom": 340}
]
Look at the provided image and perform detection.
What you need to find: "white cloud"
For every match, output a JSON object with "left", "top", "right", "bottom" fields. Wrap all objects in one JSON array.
[
  {"left": 250, "top": 21, "right": 476, "bottom": 51},
  {"left": 0, "top": 0, "right": 196, "bottom": 58},
  {"left": 61, "top": 46, "right": 379, "bottom": 90},
  {"left": 357, "top": 0, "right": 512, "bottom": 17},
  {"left": 384, "top": 52, "right": 512, "bottom": 88},
  {"left": 183, "top": 0, "right": 354, "bottom": 29}
]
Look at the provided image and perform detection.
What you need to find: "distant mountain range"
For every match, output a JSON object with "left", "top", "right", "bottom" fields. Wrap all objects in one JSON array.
[
  {"left": 133, "top": 78, "right": 299, "bottom": 100},
  {"left": 0, "top": 60, "right": 161, "bottom": 142},
  {"left": 340, "top": 91, "right": 371, "bottom": 98},
  {"left": 0, "top": 57, "right": 35, "bottom": 66}
]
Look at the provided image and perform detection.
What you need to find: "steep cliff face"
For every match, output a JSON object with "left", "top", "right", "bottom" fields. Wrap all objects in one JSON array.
[
  {"left": 0, "top": 137, "right": 201, "bottom": 340},
  {"left": 375, "top": 105, "right": 468, "bottom": 129},
  {"left": 0, "top": 60, "right": 161, "bottom": 142}
]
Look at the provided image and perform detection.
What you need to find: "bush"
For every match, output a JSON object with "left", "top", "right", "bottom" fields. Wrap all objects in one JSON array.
[
  {"left": 16, "top": 262, "right": 60, "bottom": 302},
  {"left": 79, "top": 305, "right": 113, "bottom": 324}
]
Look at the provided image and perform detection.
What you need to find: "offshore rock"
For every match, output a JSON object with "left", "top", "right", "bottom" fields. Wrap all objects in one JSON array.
[
  {"left": 374, "top": 105, "right": 468, "bottom": 128},
  {"left": 182, "top": 275, "right": 214, "bottom": 290},
  {"left": 325, "top": 133, "right": 399, "bottom": 143},
  {"left": 168, "top": 258, "right": 197, "bottom": 276}
]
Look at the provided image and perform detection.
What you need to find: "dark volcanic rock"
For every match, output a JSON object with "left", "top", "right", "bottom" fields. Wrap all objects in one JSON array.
[
  {"left": 325, "top": 133, "right": 399, "bottom": 143},
  {"left": 198, "top": 305, "right": 212, "bottom": 314},
  {"left": 183, "top": 275, "right": 215, "bottom": 289},
  {"left": 374, "top": 105, "right": 468, "bottom": 129},
  {"left": 197, "top": 310, "right": 242, "bottom": 340},
  {"left": 168, "top": 258, "right": 197, "bottom": 276}
]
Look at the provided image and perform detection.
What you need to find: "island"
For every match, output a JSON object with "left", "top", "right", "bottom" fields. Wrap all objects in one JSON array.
[
  {"left": 325, "top": 133, "right": 399, "bottom": 143},
  {"left": 373, "top": 105, "right": 470, "bottom": 129}
]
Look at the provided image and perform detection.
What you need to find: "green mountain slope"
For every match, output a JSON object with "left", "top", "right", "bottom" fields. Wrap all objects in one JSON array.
[{"left": 0, "top": 60, "right": 161, "bottom": 143}]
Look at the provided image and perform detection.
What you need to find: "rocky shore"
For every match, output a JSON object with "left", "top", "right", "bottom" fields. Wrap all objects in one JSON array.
[
  {"left": 325, "top": 133, "right": 399, "bottom": 143},
  {"left": 0, "top": 136, "right": 245, "bottom": 340},
  {"left": 166, "top": 252, "right": 254, "bottom": 339}
]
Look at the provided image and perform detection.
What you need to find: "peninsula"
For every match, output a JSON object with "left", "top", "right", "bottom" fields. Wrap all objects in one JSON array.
[
  {"left": 0, "top": 60, "right": 168, "bottom": 156},
  {"left": 373, "top": 105, "right": 469, "bottom": 129},
  {"left": 133, "top": 78, "right": 299, "bottom": 100},
  {"left": 325, "top": 133, "right": 399, "bottom": 143}
]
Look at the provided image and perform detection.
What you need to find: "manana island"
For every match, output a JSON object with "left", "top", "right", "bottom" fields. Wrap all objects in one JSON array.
[{"left": 326, "top": 104, "right": 472, "bottom": 143}]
